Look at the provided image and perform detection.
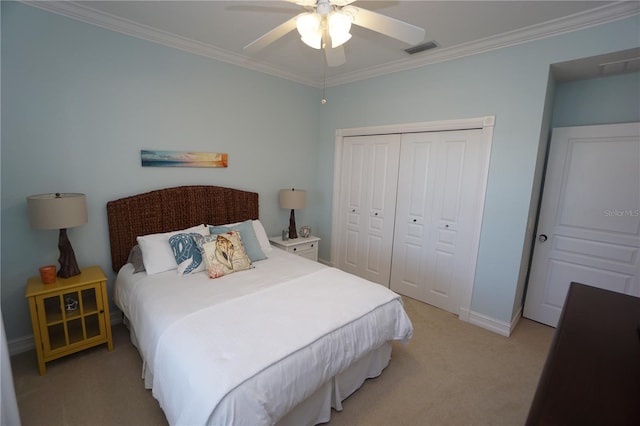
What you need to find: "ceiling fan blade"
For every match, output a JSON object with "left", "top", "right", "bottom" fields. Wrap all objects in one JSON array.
[
  {"left": 347, "top": 6, "right": 425, "bottom": 46},
  {"left": 332, "top": 0, "right": 358, "bottom": 6},
  {"left": 325, "top": 45, "right": 346, "bottom": 67},
  {"left": 285, "top": 0, "right": 357, "bottom": 8},
  {"left": 280, "top": 0, "right": 315, "bottom": 6},
  {"left": 244, "top": 15, "right": 301, "bottom": 54}
]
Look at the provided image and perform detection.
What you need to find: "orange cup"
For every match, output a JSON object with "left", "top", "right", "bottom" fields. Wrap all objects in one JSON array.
[{"left": 39, "top": 265, "right": 57, "bottom": 284}]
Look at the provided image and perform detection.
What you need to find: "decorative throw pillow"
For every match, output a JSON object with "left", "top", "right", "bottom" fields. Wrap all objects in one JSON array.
[
  {"left": 208, "top": 220, "right": 267, "bottom": 262},
  {"left": 195, "top": 231, "right": 252, "bottom": 279},
  {"left": 193, "top": 233, "right": 217, "bottom": 253},
  {"left": 168, "top": 233, "right": 204, "bottom": 275},
  {"left": 137, "top": 224, "right": 209, "bottom": 275}
]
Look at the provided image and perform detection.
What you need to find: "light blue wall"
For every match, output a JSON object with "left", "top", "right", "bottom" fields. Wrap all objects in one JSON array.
[
  {"left": 1, "top": 3, "right": 320, "bottom": 340},
  {"left": 1, "top": 2, "right": 639, "bottom": 341},
  {"left": 513, "top": 71, "right": 640, "bottom": 317},
  {"left": 552, "top": 72, "right": 640, "bottom": 127},
  {"left": 315, "top": 15, "right": 640, "bottom": 324},
  {"left": 513, "top": 71, "right": 557, "bottom": 321}
]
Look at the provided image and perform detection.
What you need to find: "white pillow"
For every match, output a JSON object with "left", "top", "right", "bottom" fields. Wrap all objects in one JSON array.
[
  {"left": 252, "top": 220, "right": 272, "bottom": 254},
  {"left": 137, "top": 224, "right": 209, "bottom": 275}
]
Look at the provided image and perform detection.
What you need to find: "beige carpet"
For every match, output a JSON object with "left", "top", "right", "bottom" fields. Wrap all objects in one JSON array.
[{"left": 11, "top": 297, "right": 554, "bottom": 426}]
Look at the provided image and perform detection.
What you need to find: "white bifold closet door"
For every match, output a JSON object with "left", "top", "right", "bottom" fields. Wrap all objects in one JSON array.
[
  {"left": 336, "top": 128, "right": 489, "bottom": 315},
  {"left": 336, "top": 134, "right": 401, "bottom": 285},
  {"left": 390, "top": 130, "right": 487, "bottom": 314}
]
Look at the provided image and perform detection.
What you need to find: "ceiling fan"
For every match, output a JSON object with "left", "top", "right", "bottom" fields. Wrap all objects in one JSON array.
[{"left": 244, "top": 0, "right": 426, "bottom": 67}]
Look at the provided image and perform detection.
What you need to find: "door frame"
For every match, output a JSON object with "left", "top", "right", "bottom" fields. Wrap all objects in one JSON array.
[{"left": 331, "top": 115, "right": 495, "bottom": 320}]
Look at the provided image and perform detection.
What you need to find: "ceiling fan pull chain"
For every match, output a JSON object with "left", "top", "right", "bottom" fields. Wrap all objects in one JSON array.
[{"left": 321, "top": 48, "right": 327, "bottom": 104}]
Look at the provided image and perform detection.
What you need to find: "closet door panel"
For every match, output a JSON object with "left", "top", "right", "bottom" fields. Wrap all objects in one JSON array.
[
  {"left": 406, "top": 142, "right": 433, "bottom": 219},
  {"left": 337, "top": 135, "right": 400, "bottom": 286},
  {"left": 426, "top": 138, "right": 467, "bottom": 308},
  {"left": 339, "top": 141, "right": 367, "bottom": 272},
  {"left": 344, "top": 228, "right": 360, "bottom": 267},
  {"left": 390, "top": 133, "right": 437, "bottom": 299},
  {"left": 392, "top": 130, "right": 486, "bottom": 313},
  {"left": 365, "top": 234, "right": 384, "bottom": 275},
  {"left": 438, "top": 141, "right": 466, "bottom": 222},
  {"left": 370, "top": 143, "right": 395, "bottom": 215}
]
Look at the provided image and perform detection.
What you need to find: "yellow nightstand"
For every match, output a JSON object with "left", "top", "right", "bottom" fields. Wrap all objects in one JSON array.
[{"left": 25, "top": 265, "right": 113, "bottom": 375}]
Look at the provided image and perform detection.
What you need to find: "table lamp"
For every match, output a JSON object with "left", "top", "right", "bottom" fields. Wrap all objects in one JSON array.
[
  {"left": 279, "top": 188, "right": 306, "bottom": 239},
  {"left": 27, "top": 193, "right": 88, "bottom": 278}
]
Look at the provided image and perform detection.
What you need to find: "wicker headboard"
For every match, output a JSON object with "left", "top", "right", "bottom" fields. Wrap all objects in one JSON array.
[{"left": 106, "top": 185, "right": 259, "bottom": 272}]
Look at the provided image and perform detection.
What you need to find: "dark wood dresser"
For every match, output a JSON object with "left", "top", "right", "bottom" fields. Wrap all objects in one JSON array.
[{"left": 526, "top": 282, "right": 640, "bottom": 425}]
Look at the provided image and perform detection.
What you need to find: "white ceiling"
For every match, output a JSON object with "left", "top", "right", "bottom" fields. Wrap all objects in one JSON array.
[{"left": 29, "top": 1, "right": 640, "bottom": 87}]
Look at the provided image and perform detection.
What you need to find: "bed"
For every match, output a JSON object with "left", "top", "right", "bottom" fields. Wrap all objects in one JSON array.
[{"left": 107, "top": 185, "right": 413, "bottom": 425}]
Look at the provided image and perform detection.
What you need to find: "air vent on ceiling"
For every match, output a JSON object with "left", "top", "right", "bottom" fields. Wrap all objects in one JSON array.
[{"left": 405, "top": 41, "right": 438, "bottom": 55}]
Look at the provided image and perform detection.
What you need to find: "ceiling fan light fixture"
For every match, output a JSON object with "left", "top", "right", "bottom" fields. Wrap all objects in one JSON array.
[
  {"left": 331, "top": 31, "right": 351, "bottom": 48},
  {"left": 297, "top": 12, "right": 323, "bottom": 49},
  {"left": 329, "top": 11, "right": 352, "bottom": 48},
  {"left": 244, "top": 1, "right": 426, "bottom": 68},
  {"left": 297, "top": 13, "right": 320, "bottom": 38},
  {"left": 301, "top": 34, "right": 322, "bottom": 49}
]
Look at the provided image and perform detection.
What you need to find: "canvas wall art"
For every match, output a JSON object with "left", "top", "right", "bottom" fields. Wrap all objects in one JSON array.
[{"left": 141, "top": 150, "right": 228, "bottom": 168}]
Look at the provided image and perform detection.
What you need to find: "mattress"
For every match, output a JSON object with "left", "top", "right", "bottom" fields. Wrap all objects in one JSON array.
[{"left": 114, "top": 249, "right": 413, "bottom": 425}]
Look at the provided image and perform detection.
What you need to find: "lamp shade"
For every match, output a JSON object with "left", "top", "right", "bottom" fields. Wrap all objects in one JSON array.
[
  {"left": 279, "top": 189, "right": 306, "bottom": 210},
  {"left": 27, "top": 193, "right": 88, "bottom": 230}
]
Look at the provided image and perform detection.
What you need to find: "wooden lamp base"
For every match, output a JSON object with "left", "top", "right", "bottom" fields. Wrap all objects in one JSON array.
[
  {"left": 58, "top": 228, "right": 81, "bottom": 278},
  {"left": 288, "top": 209, "right": 298, "bottom": 239}
]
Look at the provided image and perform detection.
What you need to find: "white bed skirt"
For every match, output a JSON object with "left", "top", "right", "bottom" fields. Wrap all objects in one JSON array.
[
  {"left": 278, "top": 341, "right": 392, "bottom": 426},
  {"left": 124, "top": 317, "right": 392, "bottom": 425}
]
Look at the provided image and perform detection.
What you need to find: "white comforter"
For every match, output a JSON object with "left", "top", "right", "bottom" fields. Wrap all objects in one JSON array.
[{"left": 114, "top": 250, "right": 413, "bottom": 425}]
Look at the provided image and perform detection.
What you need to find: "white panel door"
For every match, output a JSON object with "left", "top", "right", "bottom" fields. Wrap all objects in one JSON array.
[
  {"left": 524, "top": 123, "right": 640, "bottom": 327},
  {"left": 337, "top": 134, "right": 401, "bottom": 285},
  {"left": 391, "top": 129, "right": 487, "bottom": 314}
]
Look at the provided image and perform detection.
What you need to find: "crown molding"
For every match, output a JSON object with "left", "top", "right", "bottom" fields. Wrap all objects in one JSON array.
[
  {"left": 22, "top": 0, "right": 318, "bottom": 87},
  {"left": 326, "top": 1, "right": 640, "bottom": 87},
  {"left": 23, "top": 1, "right": 640, "bottom": 89}
]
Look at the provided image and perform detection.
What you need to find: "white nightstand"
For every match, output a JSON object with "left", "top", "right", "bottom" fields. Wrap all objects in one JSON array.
[{"left": 269, "top": 235, "right": 320, "bottom": 262}]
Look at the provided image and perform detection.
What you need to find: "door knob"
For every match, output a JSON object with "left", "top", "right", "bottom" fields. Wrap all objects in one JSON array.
[{"left": 538, "top": 234, "right": 548, "bottom": 242}]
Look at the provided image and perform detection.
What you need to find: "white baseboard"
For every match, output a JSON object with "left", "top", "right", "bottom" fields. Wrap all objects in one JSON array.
[
  {"left": 8, "top": 335, "right": 34, "bottom": 356},
  {"left": 509, "top": 305, "right": 523, "bottom": 334},
  {"left": 318, "top": 257, "right": 332, "bottom": 267},
  {"left": 8, "top": 311, "right": 124, "bottom": 356},
  {"left": 459, "top": 306, "right": 522, "bottom": 337}
]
